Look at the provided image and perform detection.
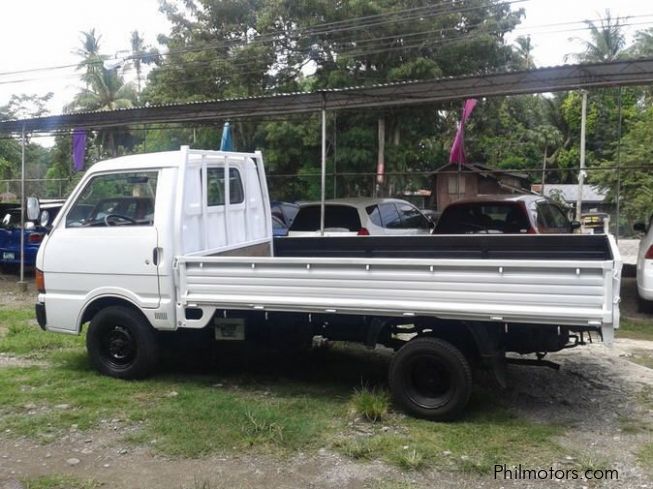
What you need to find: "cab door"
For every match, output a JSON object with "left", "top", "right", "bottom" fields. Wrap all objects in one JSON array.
[{"left": 42, "top": 171, "right": 160, "bottom": 332}]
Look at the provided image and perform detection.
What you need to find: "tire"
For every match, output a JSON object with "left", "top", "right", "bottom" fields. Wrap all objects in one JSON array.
[
  {"left": 389, "top": 337, "right": 472, "bottom": 421},
  {"left": 638, "top": 295, "right": 653, "bottom": 315},
  {"left": 86, "top": 305, "right": 159, "bottom": 379}
]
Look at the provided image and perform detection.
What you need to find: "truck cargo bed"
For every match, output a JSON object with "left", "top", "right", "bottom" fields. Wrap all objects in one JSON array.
[{"left": 176, "top": 234, "right": 621, "bottom": 340}]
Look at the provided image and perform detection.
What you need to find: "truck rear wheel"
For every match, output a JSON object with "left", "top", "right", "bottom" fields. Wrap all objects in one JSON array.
[
  {"left": 389, "top": 337, "right": 472, "bottom": 420},
  {"left": 87, "top": 305, "right": 159, "bottom": 379}
]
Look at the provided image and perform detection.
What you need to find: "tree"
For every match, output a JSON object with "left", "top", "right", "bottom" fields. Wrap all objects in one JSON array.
[
  {"left": 2, "top": 93, "right": 53, "bottom": 121},
  {"left": 129, "top": 30, "right": 159, "bottom": 94},
  {"left": 74, "top": 29, "right": 107, "bottom": 88},
  {"left": 513, "top": 35, "right": 535, "bottom": 70},
  {"left": 532, "top": 124, "right": 563, "bottom": 190},
  {"left": 631, "top": 27, "right": 653, "bottom": 57},
  {"left": 592, "top": 107, "right": 653, "bottom": 226},
  {"left": 565, "top": 10, "right": 627, "bottom": 63},
  {"left": 67, "top": 30, "right": 138, "bottom": 156},
  {"left": 142, "top": 1, "right": 584, "bottom": 203}
]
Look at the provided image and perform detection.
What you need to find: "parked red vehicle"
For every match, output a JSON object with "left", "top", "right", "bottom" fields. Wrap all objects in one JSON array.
[{"left": 434, "top": 195, "right": 580, "bottom": 234}]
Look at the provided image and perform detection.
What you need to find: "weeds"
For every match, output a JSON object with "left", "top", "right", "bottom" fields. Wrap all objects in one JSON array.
[
  {"left": 0, "top": 306, "right": 564, "bottom": 471},
  {"left": 23, "top": 474, "right": 100, "bottom": 489},
  {"left": 351, "top": 385, "right": 390, "bottom": 422}
]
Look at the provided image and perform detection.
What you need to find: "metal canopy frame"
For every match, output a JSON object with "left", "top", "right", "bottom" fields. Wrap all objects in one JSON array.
[
  {"left": 2, "top": 58, "right": 653, "bottom": 133},
  {"left": 3, "top": 57, "right": 653, "bottom": 269}
]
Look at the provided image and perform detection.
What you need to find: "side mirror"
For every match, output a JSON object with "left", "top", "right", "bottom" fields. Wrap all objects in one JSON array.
[
  {"left": 26, "top": 197, "right": 40, "bottom": 221},
  {"left": 634, "top": 222, "right": 647, "bottom": 233},
  {"left": 570, "top": 220, "right": 581, "bottom": 231}
]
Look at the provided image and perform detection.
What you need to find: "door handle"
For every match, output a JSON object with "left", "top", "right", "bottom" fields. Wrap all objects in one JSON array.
[{"left": 153, "top": 247, "right": 161, "bottom": 266}]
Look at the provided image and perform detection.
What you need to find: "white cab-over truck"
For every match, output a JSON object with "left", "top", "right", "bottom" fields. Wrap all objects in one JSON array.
[{"left": 33, "top": 147, "right": 622, "bottom": 420}]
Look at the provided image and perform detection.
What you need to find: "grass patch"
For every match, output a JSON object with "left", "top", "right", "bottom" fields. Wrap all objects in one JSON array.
[
  {"left": 619, "top": 415, "right": 653, "bottom": 434},
  {"left": 1, "top": 307, "right": 564, "bottom": 470},
  {"left": 364, "top": 481, "right": 418, "bottom": 489},
  {"left": 629, "top": 349, "right": 653, "bottom": 369},
  {"left": 637, "top": 443, "right": 653, "bottom": 470},
  {"left": 351, "top": 385, "right": 390, "bottom": 422},
  {"left": 335, "top": 391, "right": 562, "bottom": 474},
  {"left": 23, "top": 474, "right": 101, "bottom": 489},
  {"left": 0, "top": 307, "right": 84, "bottom": 358},
  {"left": 617, "top": 318, "right": 653, "bottom": 341}
]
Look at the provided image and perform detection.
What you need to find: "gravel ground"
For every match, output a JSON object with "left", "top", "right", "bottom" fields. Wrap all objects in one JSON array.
[{"left": 0, "top": 271, "right": 652, "bottom": 488}]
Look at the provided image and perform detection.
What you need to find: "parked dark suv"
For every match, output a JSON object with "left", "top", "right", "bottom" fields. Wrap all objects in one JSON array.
[{"left": 434, "top": 195, "right": 579, "bottom": 234}]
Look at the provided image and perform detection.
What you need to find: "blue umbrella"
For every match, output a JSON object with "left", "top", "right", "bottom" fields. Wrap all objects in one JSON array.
[{"left": 220, "top": 122, "right": 234, "bottom": 151}]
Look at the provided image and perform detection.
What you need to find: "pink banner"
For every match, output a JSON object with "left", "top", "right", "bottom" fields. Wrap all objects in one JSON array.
[{"left": 449, "top": 99, "right": 478, "bottom": 166}]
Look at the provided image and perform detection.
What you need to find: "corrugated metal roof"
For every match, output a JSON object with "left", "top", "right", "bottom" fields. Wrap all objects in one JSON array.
[
  {"left": 535, "top": 184, "right": 607, "bottom": 203},
  {"left": 2, "top": 57, "right": 653, "bottom": 133}
]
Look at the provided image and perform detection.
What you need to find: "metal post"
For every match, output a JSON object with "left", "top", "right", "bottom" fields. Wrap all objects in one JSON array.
[
  {"left": 333, "top": 113, "right": 337, "bottom": 199},
  {"left": 575, "top": 91, "right": 587, "bottom": 223},
  {"left": 320, "top": 106, "right": 327, "bottom": 236},
  {"left": 376, "top": 117, "right": 385, "bottom": 197},
  {"left": 18, "top": 124, "right": 26, "bottom": 292},
  {"left": 541, "top": 145, "right": 547, "bottom": 195},
  {"left": 615, "top": 87, "right": 623, "bottom": 241}
]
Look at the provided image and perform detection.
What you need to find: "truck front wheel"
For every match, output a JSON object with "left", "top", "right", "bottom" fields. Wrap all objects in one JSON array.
[
  {"left": 389, "top": 337, "right": 472, "bottom": 420},
  {"left": 87, "top": 305, "right": 159, "bottom": 379}
]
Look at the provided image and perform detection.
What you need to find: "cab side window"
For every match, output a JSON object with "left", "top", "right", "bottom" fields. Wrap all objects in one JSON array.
[
  {"left": 66, "top": 172, "right": 158, "bottom": 227},
  {"left": 206, "top": 168, "right": 244, "bottom": 206}
]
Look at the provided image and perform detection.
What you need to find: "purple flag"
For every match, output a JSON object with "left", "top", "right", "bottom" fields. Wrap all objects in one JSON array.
[
  {"left": 449, "top": 99, "right": 478, "bottom": 166},
  {"left": 72, "top": 128, "right": 86, "bottom": 172}
]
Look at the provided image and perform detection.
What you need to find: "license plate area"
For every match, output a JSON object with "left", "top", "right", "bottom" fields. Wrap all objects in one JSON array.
[{"left": 214, "top": 318, "right": 245, "bottom": 341}]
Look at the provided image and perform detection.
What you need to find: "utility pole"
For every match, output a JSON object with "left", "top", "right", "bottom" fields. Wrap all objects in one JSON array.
[
  {"left": 541, "top": 145, "right": 547, "bottom": 196},
  {"left": 575, "top": 91, "right": 587, "bottom": 223},
  {"left": 320, "top": 101, "right": 327, "bottom": 236},
  {"left": 376, "top": 117, "right": 385, "bottom": 197},
  {"left": 18, "top": 124, "right": 26, "bottom": 292}
]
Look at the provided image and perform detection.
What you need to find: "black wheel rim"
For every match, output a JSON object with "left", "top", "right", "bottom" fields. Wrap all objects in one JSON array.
[
  {"left": 100, "top": 325, "right": 137, "bottom": 370},
  {"left": 402, "top": 354, "right": 454, "bottom": 409}
]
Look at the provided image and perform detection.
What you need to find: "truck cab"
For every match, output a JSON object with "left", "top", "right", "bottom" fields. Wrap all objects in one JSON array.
[{"left": 35, "top": 147, "right": 271, "bottom": 336}]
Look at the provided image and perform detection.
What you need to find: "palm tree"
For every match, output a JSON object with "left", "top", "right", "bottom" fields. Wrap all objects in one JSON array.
[
  {"left": 74, "top": 29, "right": 107, "bottom": 87},
  {"left": 513, "top": 35, "right": 535, "bottom": 70},
  {"left": 129, "top": 31, "right": 159, "bottom": 94},
  {"left": 565, "top": 10, "right": 627, "bottom": 63},
  {"left": 631, "top": 28, "right": 653, "bottom": 57},
  {"left": 532, "top": 125, "right": 563, "bottom": 192},
  {"left": 68, "top": 30, "right": 138, "bottom": 156}
]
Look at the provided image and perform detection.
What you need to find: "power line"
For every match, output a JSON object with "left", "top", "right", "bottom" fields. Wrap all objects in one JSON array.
[
  {"left": 0, "top": 0, "right": 529, "bottom": 79},
  {"left": 3, "top": 16, "right": 653, "bottom": 95}
]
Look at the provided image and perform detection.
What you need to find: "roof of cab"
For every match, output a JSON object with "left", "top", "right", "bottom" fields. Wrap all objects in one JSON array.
[{"left": 87, "top": 150, "right": 184, "bottom": 174}]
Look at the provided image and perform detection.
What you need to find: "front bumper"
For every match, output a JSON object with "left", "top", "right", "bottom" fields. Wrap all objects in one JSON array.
[{"left": 35, "top": 303, "right": 46, "bottom": 331}]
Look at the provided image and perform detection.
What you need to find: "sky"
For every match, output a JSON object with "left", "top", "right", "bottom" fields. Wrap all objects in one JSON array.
[
  {"left": 0, "top": 0, "right": 651, "bottom": 129},
  {"left": 0, "top": 0, "right": 171, "bottom": 114}
]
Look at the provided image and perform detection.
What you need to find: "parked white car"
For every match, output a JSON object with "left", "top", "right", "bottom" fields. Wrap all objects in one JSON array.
[
  {"left": 288, "top": 198, "right": 433, "bottom": 236},
  {"left": 635, "top": 217, "right": 653, "bottom": 310}
]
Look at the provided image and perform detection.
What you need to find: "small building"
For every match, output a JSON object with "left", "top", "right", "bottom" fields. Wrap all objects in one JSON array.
[
  {"left": 430, "top": 163, "right": 531, "bottom": 211},
  {"left": 0, "top": 192, "right": 17, "bottom": 203},
  {"left": 530, "top": 184, "right": 610, "bottom": 214}
]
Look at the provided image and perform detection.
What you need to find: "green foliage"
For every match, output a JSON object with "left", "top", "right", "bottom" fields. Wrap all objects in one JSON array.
[
  {"left": 23, "top": 474, "right": 101, "bottom": 489},
  {"left": 1, "top": 306, "right": 566, "bottom": 469},
  {"left": 565, "top": 10, "right": 627, "bottom": 63},
  {"left": 350, "top": 385, "right": 390, "bottom": 422},
  {"left": 590, "top": 107, "right": 653, "bottom": 224},
  {"left": 617, "top": 318, "right": 653, "bottom": 342},
  {"left": 15, "top": 2, "right": 653, "bottom": 209},
  {"left": 334, "top": 396, "right": 561, "bottom": 474},
  {"left": 137, "top": 0, "right": 526, "bottom": 200}
]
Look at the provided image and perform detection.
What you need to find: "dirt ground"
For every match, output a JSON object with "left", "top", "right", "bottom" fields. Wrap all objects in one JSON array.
[{"left": 1, "top": 272, "right": 652, "bottom": 488}]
